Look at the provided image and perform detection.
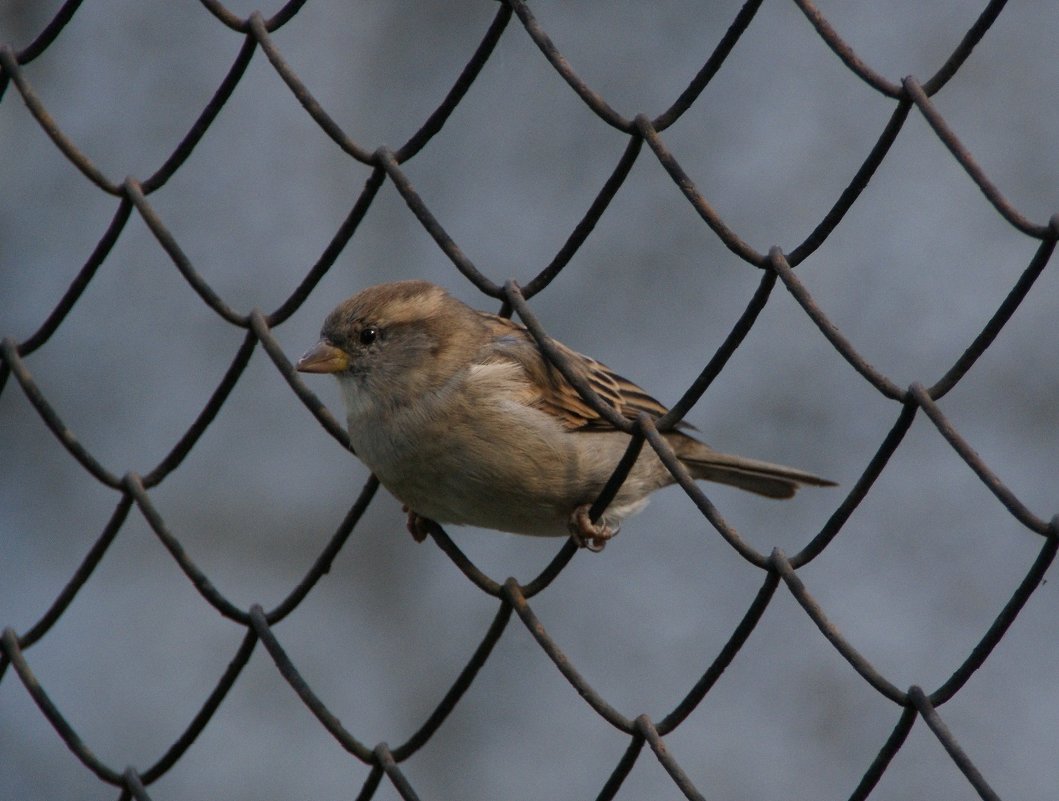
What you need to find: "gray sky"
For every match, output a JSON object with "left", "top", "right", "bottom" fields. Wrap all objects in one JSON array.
[{"left": 2, "top": 2, "right": 1057, "bottom": 800}]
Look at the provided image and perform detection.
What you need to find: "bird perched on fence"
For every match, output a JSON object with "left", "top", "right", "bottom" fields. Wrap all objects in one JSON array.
[{"left": 296, "top": 280, "right": 834, "bottom": 550}]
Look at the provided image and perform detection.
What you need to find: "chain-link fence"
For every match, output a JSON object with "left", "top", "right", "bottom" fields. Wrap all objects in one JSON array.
[{"left": 2, "top": 2, "right": 1057, "bottom": 799}]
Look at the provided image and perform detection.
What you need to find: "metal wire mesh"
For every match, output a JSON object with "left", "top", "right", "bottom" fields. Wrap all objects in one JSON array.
[{"left": 2, "top": 1, "right": 1057, "bottom": 799}]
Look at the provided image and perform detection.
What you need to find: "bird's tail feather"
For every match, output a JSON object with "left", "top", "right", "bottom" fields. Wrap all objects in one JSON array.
[{"left": 682, "top": 450, "right": 836, "bottom": 499}]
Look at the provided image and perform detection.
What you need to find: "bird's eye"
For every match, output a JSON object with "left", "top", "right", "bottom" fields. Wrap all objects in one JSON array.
[{"left": 359, "top": 326, "right": 379, "bottom": 346}]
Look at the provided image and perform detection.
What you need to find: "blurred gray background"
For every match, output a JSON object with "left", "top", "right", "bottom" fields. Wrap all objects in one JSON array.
[{"left": 2, "top": 1, "right": 1057, "bottom": 799}]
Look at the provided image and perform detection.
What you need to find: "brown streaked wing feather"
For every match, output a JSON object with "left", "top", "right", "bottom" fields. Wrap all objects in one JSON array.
[{"left": 476, "top": 311, "right": 671, "bottom": 431}]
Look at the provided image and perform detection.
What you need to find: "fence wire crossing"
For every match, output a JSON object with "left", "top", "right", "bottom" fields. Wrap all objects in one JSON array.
[{"left": 2, "top": 1, "right": 1058, "bottom": 800}]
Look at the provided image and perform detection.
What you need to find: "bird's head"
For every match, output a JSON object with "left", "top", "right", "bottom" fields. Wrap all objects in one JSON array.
[{"left": 296, "top": 280, "right": 485, "bottom": 408}]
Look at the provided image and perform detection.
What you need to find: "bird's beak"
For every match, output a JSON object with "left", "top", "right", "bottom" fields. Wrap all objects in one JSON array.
[{"left": 296, "top": 340, "right": 350, "bottom": 374}]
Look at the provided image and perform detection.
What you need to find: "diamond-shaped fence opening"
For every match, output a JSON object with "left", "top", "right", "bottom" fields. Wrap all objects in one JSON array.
[{"left": 2, "top": 2, "right": 1057, "bottom": 800}]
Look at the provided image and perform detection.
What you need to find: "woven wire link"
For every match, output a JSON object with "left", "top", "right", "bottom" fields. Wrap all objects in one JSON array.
[{"left": 2, "top": 2, "right": 1057, "bottom": 799}]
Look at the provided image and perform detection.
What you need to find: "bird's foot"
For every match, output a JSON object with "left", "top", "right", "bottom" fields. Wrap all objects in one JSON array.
[
  {"left": 568, "top": 505, "right": 617, "bottom": 552},
  {"left": 404, "top": 507, "right": 435, "bottom": 543}
]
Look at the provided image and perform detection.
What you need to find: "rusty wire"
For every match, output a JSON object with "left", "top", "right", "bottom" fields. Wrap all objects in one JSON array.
[{"left": 1, "top": 1, "right": 1058, "bottom": 800}]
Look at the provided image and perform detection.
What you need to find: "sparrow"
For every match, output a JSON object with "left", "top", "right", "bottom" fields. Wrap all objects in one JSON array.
[{"left": 297, "top": 280, "right": 834, "bottom": 549}]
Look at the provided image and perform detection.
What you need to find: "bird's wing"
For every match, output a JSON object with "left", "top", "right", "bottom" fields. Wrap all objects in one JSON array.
[{"left": 476, "top": 311, "right": 671, "bottom": 431}]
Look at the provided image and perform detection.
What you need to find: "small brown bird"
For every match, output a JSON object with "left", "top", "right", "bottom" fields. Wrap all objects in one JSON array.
[{"left": 297, "top": 281, "right": 833, "bottom": 549}]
